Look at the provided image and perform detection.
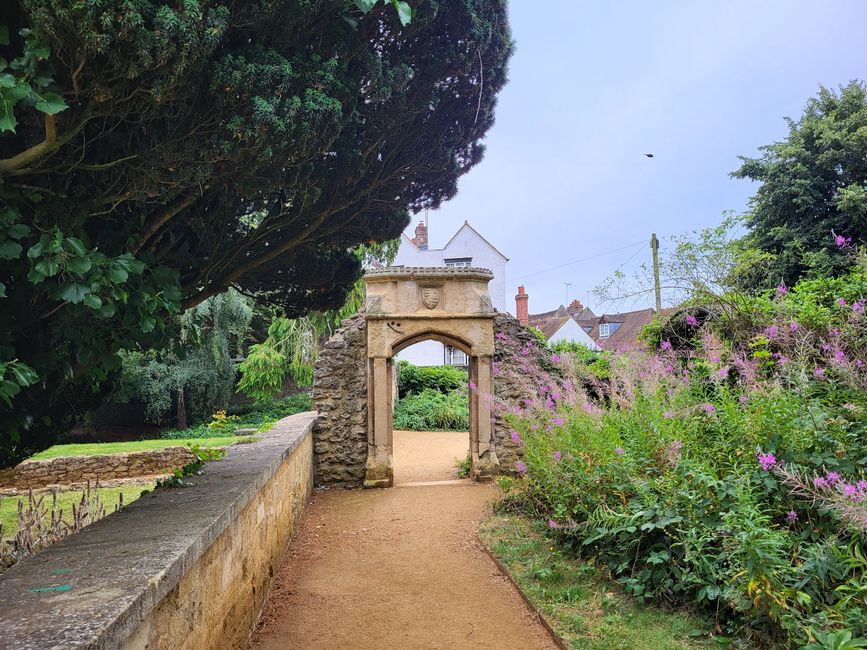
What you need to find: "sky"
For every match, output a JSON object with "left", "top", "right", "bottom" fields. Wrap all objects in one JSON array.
[{"left": 407, "top": 1, "right": 867, "bottom": 316}]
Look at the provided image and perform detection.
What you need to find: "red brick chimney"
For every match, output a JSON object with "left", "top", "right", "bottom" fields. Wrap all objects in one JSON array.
[
  {"left": 411, "top": 221, "right": 428, "bottom": 250},
  {"left": 515, "top": 286, "right": 529, "bottom": 326},
  {"left": 567, "top": 299, "right": 583, "bottom": 316}
]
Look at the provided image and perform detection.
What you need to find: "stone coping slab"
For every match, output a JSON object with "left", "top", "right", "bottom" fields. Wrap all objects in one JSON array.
[{"left": 0, "top": 411, "right": 317, "bottom": 650}]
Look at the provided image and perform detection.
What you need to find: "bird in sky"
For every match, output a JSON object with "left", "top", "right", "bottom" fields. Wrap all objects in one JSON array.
[{"left": 644, "top": 153, "right": 655, "bottom": 158}]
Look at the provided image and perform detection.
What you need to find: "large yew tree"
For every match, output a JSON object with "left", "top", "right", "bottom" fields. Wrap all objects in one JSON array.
[{"left": 0, "top": 0, "right": 512, "bottom": 464}]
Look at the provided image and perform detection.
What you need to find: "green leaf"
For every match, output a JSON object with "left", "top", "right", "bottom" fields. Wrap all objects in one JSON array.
[
  {"left": 7, "top": 223, "right": 29, "bottom": 239},
  {"left": 0, "top": 282, "right": 5, "bottom": 298},
  {"left": 0, "top": 73, "right": 14, "bottom": 89},
  {"left": 0, "top": 97, "right": 16, "bottom": 133},
  {"left": 0, "top": 25, "right": 8, "bottom": 46},
  {"left": 62, "top": 237, "right": 88, "bottom": 256},
  {"left": 2, "top": 379, "right": 20, "bottom": 398},
  {"left": 9, "top": 363, "right": 37, "bottom": 386},
  {"left": 34, "top": 91, "right": 67, "bottom": 115},
  {"left": 139, "top": 315, "right": 156, "bottom": 333},
  {"left": 83, "top": 293, "right": 103, "bottom": 309},
  {"left": 65, "top": 256, "right": 93, "bottom": 274},
  {"left": 108, "top": 265, "right": 129, "bottom": 284},
  {"left": 0, "top": 240, "right": 22, "bottom": 259},
  {"left": 355, "top": 0, "right": 378, "bottom": 12},
  {"left": 34, "top": 258, "right": 60, "bottom": 277},
  {"left": 391, "top": 0, "right": 412, "bottom": 25},
  {"left": 58, "top": 283, "right": 91, "bottom": 304}
]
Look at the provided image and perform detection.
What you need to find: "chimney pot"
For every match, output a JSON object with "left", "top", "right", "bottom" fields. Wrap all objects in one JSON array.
[
  {"left": 515, "top": 286, "right": 529, "bottom": 326},
  {"left": 412, "top": 221, "right": 428, "bottom": 250}
]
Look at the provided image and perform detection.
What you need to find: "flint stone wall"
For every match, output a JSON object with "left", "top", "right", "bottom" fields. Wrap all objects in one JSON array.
[
  {"left": 0, "top": 446, "right": 197, "bottom": 490},
  {"left": 312, "top": 314, "right": 369, "bottom": 485},
  {"left": 313, "top": 311, "right": 546, "bottom": 485}
]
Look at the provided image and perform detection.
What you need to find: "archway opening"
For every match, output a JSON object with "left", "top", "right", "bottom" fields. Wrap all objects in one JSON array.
[{"left": 390, "top": 334, "right": 473, "bottom": 484}]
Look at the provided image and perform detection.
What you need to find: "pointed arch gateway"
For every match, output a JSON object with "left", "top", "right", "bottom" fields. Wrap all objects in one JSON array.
[{"left": 362, "top": 267, "right": 499, "bottom": 487}]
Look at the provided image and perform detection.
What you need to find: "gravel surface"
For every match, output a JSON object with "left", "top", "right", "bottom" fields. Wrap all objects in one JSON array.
[{"left": 248, "top": 430, "right": 556, "bottom": 650}]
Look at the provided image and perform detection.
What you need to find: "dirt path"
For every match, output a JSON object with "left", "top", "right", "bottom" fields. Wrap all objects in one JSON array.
[{"left": 248, "top": 430, "right": 556, "bottom": 650}]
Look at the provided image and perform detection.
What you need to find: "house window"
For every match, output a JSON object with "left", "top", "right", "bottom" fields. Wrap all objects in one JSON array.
[
  {"left": 599, "top": 323, "right": 611, "bottom": 339},
  {"left": 444, "top": 257, "right": 472, "bottom": 268},
  {"left": 444, "top": 345, "right": 468, "bottom": 366}
]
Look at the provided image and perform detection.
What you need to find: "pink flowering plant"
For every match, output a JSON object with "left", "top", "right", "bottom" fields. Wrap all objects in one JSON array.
[{"left": 490, "top": 263, "right": 867, "bottom": 646}]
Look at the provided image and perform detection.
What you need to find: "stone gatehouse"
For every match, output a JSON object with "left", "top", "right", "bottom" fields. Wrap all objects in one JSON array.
[{"left": 313, "top": 267, "right": 546, "bottom": 487}]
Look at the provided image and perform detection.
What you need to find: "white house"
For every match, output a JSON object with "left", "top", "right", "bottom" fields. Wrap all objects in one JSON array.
[
  {"left": 392, "top": 220, "right": 509, "bottom": 366},
  {"left": 518, "top": 290, "right": 600, "bottom": 350}
]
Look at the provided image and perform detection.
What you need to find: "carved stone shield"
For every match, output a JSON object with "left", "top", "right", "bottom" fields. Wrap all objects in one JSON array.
[{"left": 421, "top": 287, "right": 441, "bottom": 309}]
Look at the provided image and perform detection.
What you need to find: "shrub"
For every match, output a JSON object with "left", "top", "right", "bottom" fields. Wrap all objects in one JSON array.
[
  {"left": 393, "top": 388, "right": 469, "bottom": 431},
  {"left": 397, "top": 361, "right": 467, "bottom": 399},
  {"left": 492, "top": 284, "right": 867, "bottom": 647},
  {"left": 160, "top": 394, "right": 311, "bottom": 439}
]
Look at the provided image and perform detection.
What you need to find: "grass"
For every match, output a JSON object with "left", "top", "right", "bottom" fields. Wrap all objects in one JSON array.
[
  {"left": 479, "top": 514, "right": 719, "bottom": 650},
  {"left": 0, "top": 483, "right": 154, "bottom": 540},
  {"left": 29, "top": 436, "right": 254, "bottom": 460}
]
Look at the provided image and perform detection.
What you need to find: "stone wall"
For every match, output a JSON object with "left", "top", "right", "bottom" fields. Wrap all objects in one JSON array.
[
  {"left": 0, "top": 412, "right": 316, "bottom": 650},
  {"left": 0, "top": 446, "right": 197, "bottom": 490},
  {"left": 492, "top": 312, "right": 550, "bottom": 472},
  {"left": 312, "top": 314, "right": 369, "bottom": 485}
]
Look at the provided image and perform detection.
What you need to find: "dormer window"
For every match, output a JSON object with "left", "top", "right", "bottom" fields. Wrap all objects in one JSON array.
[
  {"left": 599, "top": 323, "right": 611, "bottom": 339},
  {"left": 445, "top": 257, "right": 472, "bottom": 268}
]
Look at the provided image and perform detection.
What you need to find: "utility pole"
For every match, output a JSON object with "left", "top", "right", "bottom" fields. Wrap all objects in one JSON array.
[
  {"left": 563, "top": 282, "right": 572, "bottom": 306},
  {"left": 651, "top": 233, "right": 662, "bottom": 313}
]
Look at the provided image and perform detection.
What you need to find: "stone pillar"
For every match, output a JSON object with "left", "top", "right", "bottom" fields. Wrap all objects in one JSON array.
[
  {"left": 472, "top": 355, "right": 499, "bottom": 481},
  {"left": 364, "top": 357, "right": 393, "bottom": 488}
]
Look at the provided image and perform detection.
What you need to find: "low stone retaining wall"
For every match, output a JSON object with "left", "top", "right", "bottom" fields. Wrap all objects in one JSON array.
[
  {"left": 0, "top": 446, "right": 197, "bottom": 490},
  {"left": 0, "top": 411, "right": 317, "bottom": 649}
]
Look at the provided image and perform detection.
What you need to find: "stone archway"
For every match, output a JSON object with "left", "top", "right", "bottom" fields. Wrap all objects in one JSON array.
[
  {"left": 312, "top": 268, "right": 544, "bottom": 488},
  {"left": 363, "top": 267, "right": 498, "bottom": 487}
]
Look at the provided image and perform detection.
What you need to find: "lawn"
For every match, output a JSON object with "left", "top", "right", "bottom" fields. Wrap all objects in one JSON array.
[
  {"left": 0, "top": 483, "right": 154, "bottom": 540},
  {"left": 479, "top": 514, "right": 717, "bottom": 650},
  {"left": 29, "top": 436, "right": 255, "bottom": 460}
]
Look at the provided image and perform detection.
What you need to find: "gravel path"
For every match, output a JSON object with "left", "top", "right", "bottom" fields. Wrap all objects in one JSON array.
[{"left": 247, "top": 431, "right": 556, "bottom": 650}]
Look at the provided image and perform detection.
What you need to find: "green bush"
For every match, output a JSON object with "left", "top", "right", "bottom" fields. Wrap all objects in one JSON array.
[
  {"left": 495, "top": 267, "right": 867, "bottom": 647},
  {"left": 160, "top": 394, "right": 311, "bottom": 439},
  {"left": 397, "top": 361, "right": 467, "bottom": 399},
  {"left": 393, "top": 388, "right": 469, "bottom": 431}
]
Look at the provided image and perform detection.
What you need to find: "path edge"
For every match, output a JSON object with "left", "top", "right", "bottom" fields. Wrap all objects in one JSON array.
[{"left": 476, "top": 533, "right": 570, "bottom": 650}]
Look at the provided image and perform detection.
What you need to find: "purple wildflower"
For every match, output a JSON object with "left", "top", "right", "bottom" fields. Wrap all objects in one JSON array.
[
  {"left": 757, "top": 452, "right": 777, "bottom": 472},
  {"left": 510, "top": 430, "right": 523, "bottom": 445},
  {"left": 660, "top": 339, "right": 673, "bottom": 351},
  {"left": 834, "top": 350, "right": 847, "bottom": 365},
  {"left": 664, "top": 364, "right": 674, "bottom": 374},
  {"left": 837, "top": 298, "right": 847, "bottom": 307},
  {"left": 814, "top": 477, "right": 829, "bottom": 489},
  {"left": 835, "top": 234, "right": 852, "bottom": 248},
  {"left": 853, "top": 300, "right": 866, "bottom": 313},
  {"left": 703, "top": 403, "right": 716, "bottom": 415},
  {"left": 765, "top": 325, "right": 779, "bottom": 338},
  {"left": 663, "top": 411, "right": 674, "bottom": 419},
  {"left": 842, "top": 483, "right": 859, "bottom": 498},
  {"left": 776, "top": 284, "right": 788, "bottom": 296},
  {"left": 858, "top": 480, "right": 867, "bottom": 491},
  {"left": 516, "top": 461, "right": 527, "bottom": 475},
  {"left": 825, "top": 471, "right": 841, "bottom": 485},
  {"left": 551, "top": 353, "right": 561, "bottom": 363},
  {"left": 786, "top": 511, "right": 798, "bottom": 523},
  {"left": 813, "top": 367, "right": 825, "bottom": 378},
  {"left": 614, "top": 447, "right": 625, "bottom": 456},
  {"left": 685, "top": 315, "right": 699, "bottom": 328},
  {"left": 545, "top": 396, "right": 555, "bottom": 410},
  {"left": 790, "top": 321, "right": 799, "bottom": 332},
  {"left": 553, "top": 451, "right": 562, "bottom": 462},
  {"left": 548, "top": 519, "right": 559, "bottom": 529},
  {"left": 739, "top": 395, "right": 749, "bottom": 404},
  {"left": 719, "top": 367, "right": 728, "bottom": 379},
  {"left": 553, "top": 417, "right": 564, "bottom": 427},
  {"left": 469, "top": 381, "right": 477, "bottom": 391}
]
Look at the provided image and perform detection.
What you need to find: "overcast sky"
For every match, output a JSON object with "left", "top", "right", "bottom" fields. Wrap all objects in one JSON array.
[{"left": 409, "top": 1, "right": 867, "bottom": 316}]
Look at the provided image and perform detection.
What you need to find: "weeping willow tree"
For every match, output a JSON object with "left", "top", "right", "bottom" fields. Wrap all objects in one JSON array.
[{"left": 237, "top": 242, "right": 395, "bottom": 400}]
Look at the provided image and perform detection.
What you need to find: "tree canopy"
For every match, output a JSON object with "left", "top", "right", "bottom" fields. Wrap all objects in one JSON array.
[
  {"left": 0, "top": 0, "right": 512, "bottom": 464},
  {"left": 732, "top": 81, "right": 867, "bottom": 289}
]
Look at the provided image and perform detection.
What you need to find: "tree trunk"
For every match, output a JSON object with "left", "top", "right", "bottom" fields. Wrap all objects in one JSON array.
[{"left": 176, "top": 386, "right": 187, "bottom": 431}]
